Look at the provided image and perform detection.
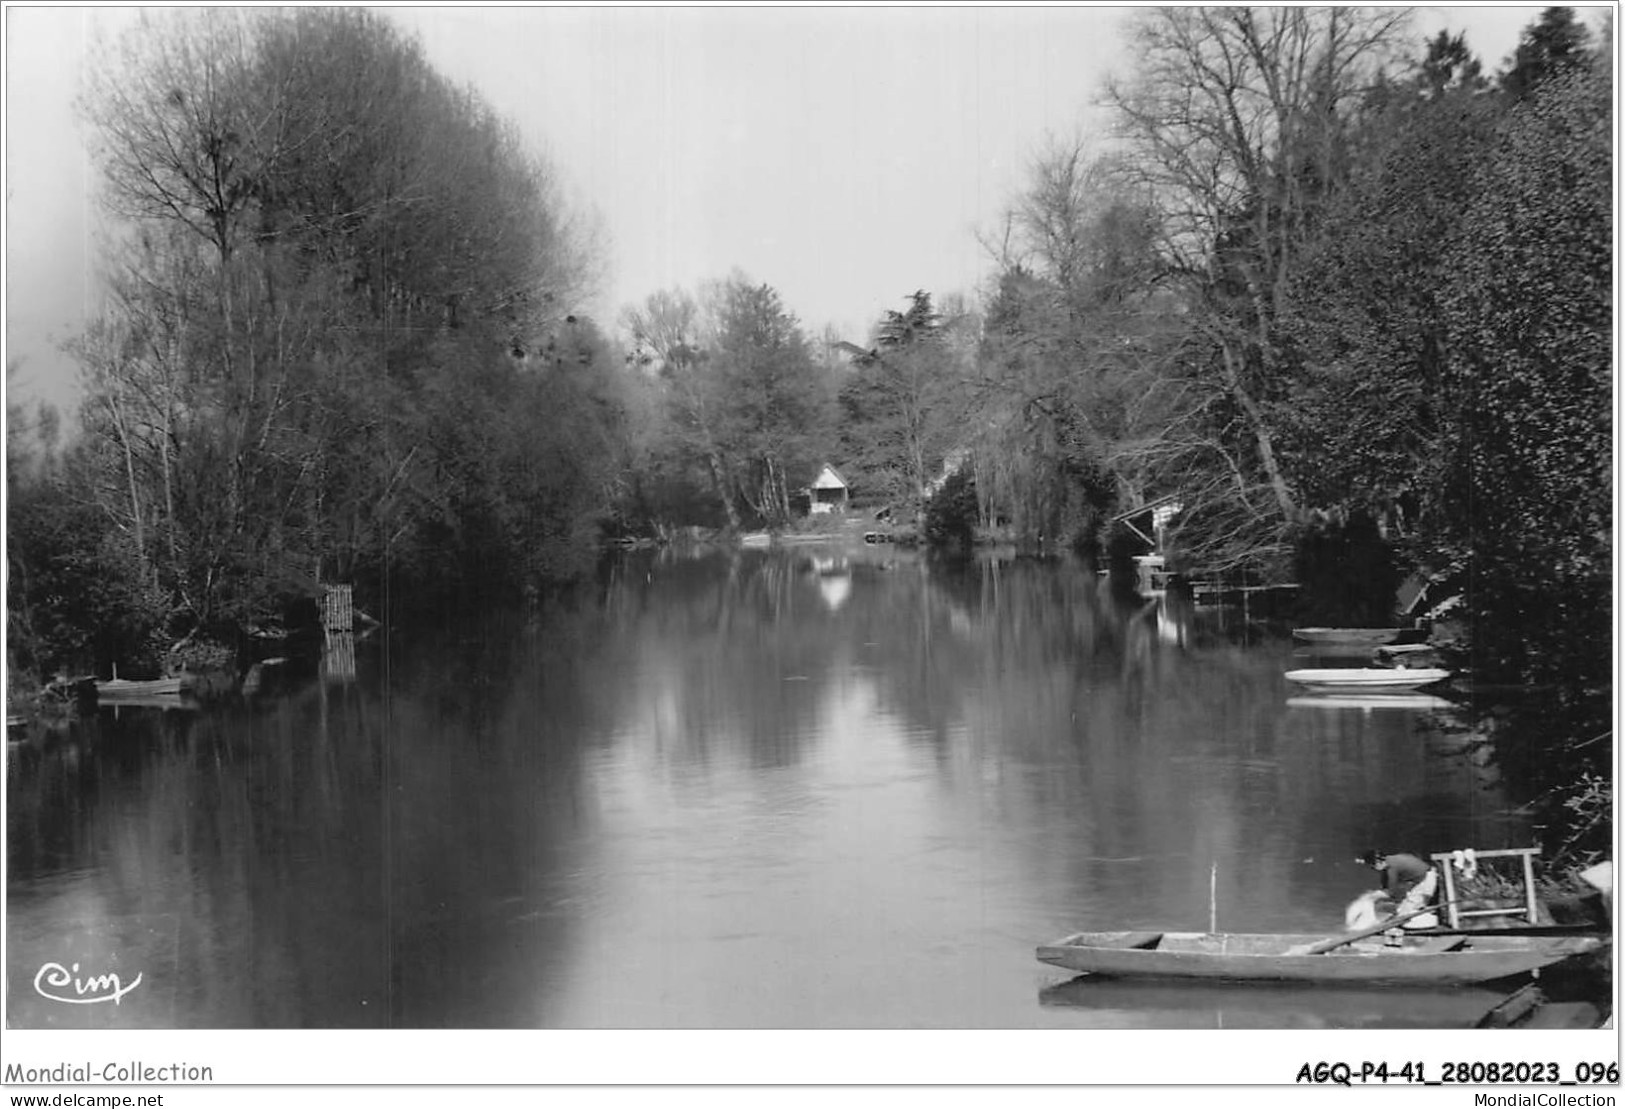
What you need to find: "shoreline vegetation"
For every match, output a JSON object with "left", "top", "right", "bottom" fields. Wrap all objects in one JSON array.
[{"left": 7, "top": 8, "right": 1610, "bottom": 868}]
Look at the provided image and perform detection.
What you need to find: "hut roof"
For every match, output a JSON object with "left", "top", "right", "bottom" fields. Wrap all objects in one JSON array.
[{"left": 812, "top": 464, "right": 849, "bottom": 490}]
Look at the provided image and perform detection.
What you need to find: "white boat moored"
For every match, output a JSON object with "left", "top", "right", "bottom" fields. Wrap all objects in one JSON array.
[{"left": 1284, "top": 668, "right": 1450, "bottom": 691}]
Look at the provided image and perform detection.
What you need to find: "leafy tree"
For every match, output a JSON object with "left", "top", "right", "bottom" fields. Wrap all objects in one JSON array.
[
  {"left": 1276, "top": 36, "right": 1504, "bottom": 533},
  {"left": 624, "top": 286, "right": 741, "bottom": 528},
  {"left": 837, "top": 291, "right": 964, "bottom": 510},
  {"left": 390, "top": 316, "right": 622, "bottom": 605},
  {"left": 707, "top": 277, "right": 833, "bottom": 526},
  {"left": 7, "top": 385, "right": 169, "bottom": 681},
  {"left": 1499, "top": 7, "right": 1593, "bottom": 101},
  {"left": 971, "top": 139, "right": 1193, "bottom": 556},
  {"left": 922, "top": 468, "right": 979, "bottom": 553},
  {"left": 1381, "top": 49, "right": 1610, "bottom": 864},
  {"left": 1256, "top": 19, "right": 1610, "bottom": 859},
  {"left": 875, "top": 290, "right": 942, "bottom": 348},
  {"left": 970, "top": 266, "right": 1108, "bottom": 548},
  {"left": 1433, "top": 60, "right": 1612, "bottom": 696},
  {"left": 1415, "top": 29, "right": 1489, "bottom": 99},
  {"left": 621, "top": 279, "right": 836, "bottom": 530},
  {"left": 58, "top": 7, "right": 611, "bottom": 664}
]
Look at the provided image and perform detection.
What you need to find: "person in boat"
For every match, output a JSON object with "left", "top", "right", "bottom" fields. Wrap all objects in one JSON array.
[{"left": 1358, "top": 849, "right": 1440, "bottom": 937}]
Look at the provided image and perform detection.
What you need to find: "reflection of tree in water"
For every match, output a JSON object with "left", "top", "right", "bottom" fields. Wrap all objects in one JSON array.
[
  {"left": 590, "top": 548, "right": 842, "bottom": 772},
  {"left": 601, "top": 552, "right": 1190, "bottom": 772},
  {"left": 857, "top": 553, "right": 1518, "bottom": 934},
  {"left": 9, "top": 705, "right": 378, "bottom": 1026},
  {"left": 6, "top": 620, "right": 606, "bottom": 1026},
  {"left": 377, "top": 612, "right": 608, "bottom": 1024},
  {"left": 473, "top": 555, "right": 1525, "bottom": 972},
  {"left": 8, "top": 713, "right": 120, "bottom": 881}
]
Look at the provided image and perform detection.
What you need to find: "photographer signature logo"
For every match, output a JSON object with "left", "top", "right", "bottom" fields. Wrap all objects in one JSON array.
[{"left": 34, "top": 961, "right": 142, "bottom": 1006}]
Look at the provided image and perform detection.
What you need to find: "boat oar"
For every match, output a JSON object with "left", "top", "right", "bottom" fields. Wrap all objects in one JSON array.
[{"left": 1300, "top": 900, "right": 1461, "bottom": 955}]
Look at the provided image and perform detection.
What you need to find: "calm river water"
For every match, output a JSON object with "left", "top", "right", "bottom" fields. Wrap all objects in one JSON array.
[{"left": 6, "top": 544, "right": 1527, "bottom": 1028}]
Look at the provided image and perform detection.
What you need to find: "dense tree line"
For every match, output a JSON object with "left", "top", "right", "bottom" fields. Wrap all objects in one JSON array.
[
  {"left": 8, "top": 8, "right": 621, "bottom": 681},
  {"left": 1283, "top": 12, "right": 1611, "bottom": 860},
  {"left": 616, "top": 282, "right": 982, "bottom": 536},
  {"left": 947, "top": 7, "right": 1612, "bottom": 860},
  {"left": 619, "top": 273, "right": 838, "bottom": 532}
]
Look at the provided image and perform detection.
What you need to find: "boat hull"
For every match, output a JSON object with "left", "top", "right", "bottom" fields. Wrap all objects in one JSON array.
[
  {"left": 98, "top": 693, "right": 199, "bottom": 711},
  {"left": 1284, "top": 668, "right": 1449, "bottom": 691},
  {"left": 96, "top": 677, "right": 186, "bottom": 699},
  {"left": 1036, "top": 931, "right": 1603, "bottom": 985}
]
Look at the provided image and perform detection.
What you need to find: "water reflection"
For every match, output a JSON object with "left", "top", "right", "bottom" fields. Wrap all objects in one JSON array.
[
  {"left": 1286, "top": 694, "right": 1457, "bottom": 712},
  {"left": 7, "top": 545, "right": 1526, "bottom": 1028},
  {"left": 8, "top": 620, "right": 604, "bottom": 1027},
  {"left": 802, "top": 555, "right": 853, "bottom": 612},
  {"left": 1038, "top": 976, "right": 1503, "bottom": 1029}
]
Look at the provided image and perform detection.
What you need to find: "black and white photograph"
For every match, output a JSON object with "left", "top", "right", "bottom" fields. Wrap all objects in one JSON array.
[{"left": 3, "top": 2, "right": 1615, "bottom": 1095}]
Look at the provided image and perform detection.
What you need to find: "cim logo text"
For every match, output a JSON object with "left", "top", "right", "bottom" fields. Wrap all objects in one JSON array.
[{"left": 33, "top": 961, "right": 143, "bottom": 1006}]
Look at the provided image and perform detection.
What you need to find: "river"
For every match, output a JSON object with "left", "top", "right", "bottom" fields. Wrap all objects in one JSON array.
[{"left": 5, "top": 543, "right": 1526, "bottom": 1029}]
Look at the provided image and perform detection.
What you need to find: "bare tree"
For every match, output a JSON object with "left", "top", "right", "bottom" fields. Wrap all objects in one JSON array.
[
  {"left": 624, "top": 287, "right": 740, "bottom": 529},
  {"left": 1103, "top": 7, "right": 1410, "bottom": 521},
  {"left": 973, "top": 136, "right": 1187, "bottom": 547}
]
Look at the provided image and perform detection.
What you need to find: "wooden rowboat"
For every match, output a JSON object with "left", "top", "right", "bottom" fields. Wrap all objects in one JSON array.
[
  {"left": 96, "top": 676, "right": 186, "bottom": 699},
  {"left": 100, "top": 693, "right": 200, "bottom": 712},
  {"left": 1284, "top": 667, "right": 1450, "bottom": 690},
  {"left": 1036, "top": 930, "right": 1603, "bottom": 985}
]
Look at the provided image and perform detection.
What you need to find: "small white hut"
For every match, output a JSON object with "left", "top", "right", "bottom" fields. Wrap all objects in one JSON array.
[{"left": 809, "top": 464, "right": 851, "bottom": 515}]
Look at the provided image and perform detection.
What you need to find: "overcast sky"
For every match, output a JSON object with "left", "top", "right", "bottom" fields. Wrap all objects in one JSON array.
[{"left": 3, "top": 5, "right": 1580, "bottom": 412}]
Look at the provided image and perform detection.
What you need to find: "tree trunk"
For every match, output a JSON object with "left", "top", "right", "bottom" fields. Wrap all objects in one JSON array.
[
  {"left": 1219, "top": 341, "right": 1296, "bottom": 519},
  {"left": 707, "top": 451, "right": 740, "bottom": 530},
  {"left": 105, "top": 391, "right": 146, "bottom": 562}
]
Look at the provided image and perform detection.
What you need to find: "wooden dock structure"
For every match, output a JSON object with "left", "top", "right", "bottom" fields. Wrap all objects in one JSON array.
[
  {"left": 1190, "top": 580, "right": 1300, "bottom": 605},
  {"left": 1431, "top": 847, "right": 1543, "bottom": 930},
  {"left": 322, "top": 584, "right": 353, "bottom": 632}
]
